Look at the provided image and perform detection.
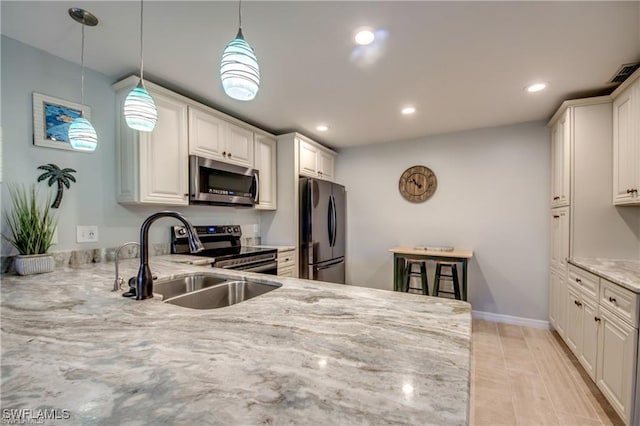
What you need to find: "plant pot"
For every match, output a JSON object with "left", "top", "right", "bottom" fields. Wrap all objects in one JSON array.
[{"left": 14, "top": 254, "right": 55, "bottom": 276}]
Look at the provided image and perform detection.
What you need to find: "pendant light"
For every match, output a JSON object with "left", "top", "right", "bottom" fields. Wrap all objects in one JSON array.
[
  {"left": 220, "top": 0, "right": 260, "bottom": 101},
  {"left": 124, "top": 0, "right": 157, "bottom": 132},
  {"left": 68, "top": 8, "right": 98, "bottom": 152}
]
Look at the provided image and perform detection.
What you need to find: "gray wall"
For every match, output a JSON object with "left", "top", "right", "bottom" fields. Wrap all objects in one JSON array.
[
  {"left": 0, "top": 36, "right": 260, "bottom": 255},
  {"left": 335, "top": 122, "right": 551, "bottom": 321}
]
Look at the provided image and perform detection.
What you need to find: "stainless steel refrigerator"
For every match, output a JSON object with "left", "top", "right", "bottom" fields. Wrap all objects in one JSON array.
[{"left": 299, "top": 177, "right": 346, "bottom": 284}]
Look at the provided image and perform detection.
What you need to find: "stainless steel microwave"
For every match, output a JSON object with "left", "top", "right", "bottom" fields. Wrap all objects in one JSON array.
[{"left": 189, "top": 155, "right": 259, "bottom": 207}]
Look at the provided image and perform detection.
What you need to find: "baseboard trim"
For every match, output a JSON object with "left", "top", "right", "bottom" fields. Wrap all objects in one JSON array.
[{"left": 472, "top": 310, "right": 550, "bottom": 329}]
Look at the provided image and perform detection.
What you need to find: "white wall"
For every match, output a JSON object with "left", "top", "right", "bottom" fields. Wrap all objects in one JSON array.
[
  {"left": 336, "top": 122, "right": 551, "bottom": 321},
  {"left": 0, "top": 36, "right": 260, "bottom": 255}
]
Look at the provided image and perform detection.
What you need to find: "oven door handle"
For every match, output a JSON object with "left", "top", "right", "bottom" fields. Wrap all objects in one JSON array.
[{"left": 233, "top": 262, "right": 277, "bottom": 273}]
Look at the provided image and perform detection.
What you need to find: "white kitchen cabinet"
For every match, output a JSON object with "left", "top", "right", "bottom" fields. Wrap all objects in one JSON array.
[
  {"left": 596, "top": 306, "right": 639, "bottom": 424},
  {"left": 551, "top": 109, "right": 570, "bottom": 207},
  {"left": 114, "top": 80, "right": 189, "bottom": 205},
  {"left": 549, "top": 268, "right": 566, "bottom": 337},
  {"left": 550, "top": 207, "right": 569, "bottom": 271},
  {"left": 298, "top": 138, "right": 336, "bottom": 181},
  {"left": 579, "top": 297, "right": 599, "bottom": 380},
  {"left": 254, "top": 134, "right": 277, "bottom": 210},
  {"left": 277, "top": 248, "right": 296, "bottom": 276},
  {"left": 612, "top": 77, "right": 640, "bottom": 205},
  {"left": 188, "top": 105, "right": 225, "bottom": 160},
  {"left": 565, "top": 282, "right": 583, "bottom": 355},
  {"left": 188, "top": 105, "right": 254, "bottom": 168}
]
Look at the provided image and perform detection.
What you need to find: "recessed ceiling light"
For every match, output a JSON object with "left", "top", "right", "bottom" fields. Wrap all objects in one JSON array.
[
  {"left": 355, "top": 28, "right": 375, "bottom": 45},
  {"left": 401, "top": 106, "right": 416, "bottom": 115},
  {"left": 316, "top": 124, "right": 329, "bottom": 132},
  {"left": 525, "top": 82, "right": 547, "bottom": 93}
]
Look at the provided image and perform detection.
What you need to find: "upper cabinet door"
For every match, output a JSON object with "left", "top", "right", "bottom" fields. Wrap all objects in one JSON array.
[
  {"left": 612, "top": 82, "right": 640, "bottom": 205},
  {"left": 299, "top": 140, "right": 319, "bottom": 177},
  {"left": 225, "top": 123, "right": 254, "bottom": 167},
  {"left": 254, "top": 134, "right": 277, "bottom": 210},
  {"left": 551, "top": 110, "right": 571, "bottom": 207},
  {"left": 318, "top": 150, "right": 335, "bottom": 181},
  {"left": 188, "top": 105, "right": 226, "bottom": 161},
  {"left": 139, "top": 91, "right": 189, "bottom": 205}
]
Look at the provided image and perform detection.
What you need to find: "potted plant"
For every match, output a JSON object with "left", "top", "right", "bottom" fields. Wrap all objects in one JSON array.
[{"left": 2, "top": 184, "right": 57, "bottom": 275}]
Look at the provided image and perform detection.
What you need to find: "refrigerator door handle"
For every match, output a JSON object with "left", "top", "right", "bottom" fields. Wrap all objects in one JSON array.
[
  {"left": 327, "top": 195, "right": 333, "bottom": 247},
  {"left": 331, "top": 194, "right": 338, "bottom": 247},
  {"left": 316, "top": 259, "right": 345, "bottom": 270}
]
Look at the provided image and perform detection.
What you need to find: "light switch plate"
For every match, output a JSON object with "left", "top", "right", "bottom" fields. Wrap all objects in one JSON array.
[{"left": 77, "top": 225, "right": 98, "bottom": 243}]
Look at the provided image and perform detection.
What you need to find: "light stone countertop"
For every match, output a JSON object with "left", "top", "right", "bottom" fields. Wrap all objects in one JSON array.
[
  {"left": 569, "top": 257, "right": 640, "bottom": 293},
  {"left": 1, "top": 255, "right": 471, "bottom": 425}
]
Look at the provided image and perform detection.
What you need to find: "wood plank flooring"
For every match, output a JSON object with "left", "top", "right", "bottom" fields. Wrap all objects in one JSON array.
[{"left": 471, "top": 319, "right": 624, "bottom": 426}]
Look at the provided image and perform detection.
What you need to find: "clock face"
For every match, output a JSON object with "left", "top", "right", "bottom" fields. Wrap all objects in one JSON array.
[{"left": 398, "top": 165, "right": 437, "bottom": 203}]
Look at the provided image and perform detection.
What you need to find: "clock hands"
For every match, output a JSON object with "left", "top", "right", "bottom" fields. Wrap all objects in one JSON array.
[{"left": 409, "top": 177, "right": 423, "bottom": 189}]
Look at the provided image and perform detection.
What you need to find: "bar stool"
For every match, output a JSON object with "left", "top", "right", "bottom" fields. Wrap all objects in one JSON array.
[
  {"left": 404, "top": 259, "right": 429, "bottom": 295},
  {"left": 433, "top": 261, "right": 461, "bottom": 300}
]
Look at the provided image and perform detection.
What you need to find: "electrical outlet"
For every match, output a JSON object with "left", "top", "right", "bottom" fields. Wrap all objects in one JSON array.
[
  {"left": 253, "top": 224, "right": 259, "bottom": 234},
  {"left": 76, "top": 225, "right": 99, "bottom": 243}
]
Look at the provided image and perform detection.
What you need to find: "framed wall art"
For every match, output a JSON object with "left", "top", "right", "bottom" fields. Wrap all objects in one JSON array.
[{"left": 32, "top": 92, "right": 90, "bottom": 151}]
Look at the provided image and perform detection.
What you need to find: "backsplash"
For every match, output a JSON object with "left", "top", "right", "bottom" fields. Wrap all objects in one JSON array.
[{"left": 1, "top": 236, "right": 261, "bottom": 275}]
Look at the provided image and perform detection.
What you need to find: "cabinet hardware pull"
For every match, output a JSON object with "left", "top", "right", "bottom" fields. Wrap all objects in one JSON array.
[
  {"left": 228, "top": 153, "right": 232, "bottom": 158},
  {"left": 575, "top": 278, "right": 581, "bottom": 283},
  {"left": 574, "top": 300, "right": 580, "bottom": 306},
  {"left": 594, "top": 317, "right": 601, "bottom": 322},
  {"left": 577, "top": 301, "right": 582, "bottom": 307},
  {"left": 553, "top": 215, "right": 560, "bottom": 219},
  {"left": 608, "top": 296, "right": 617, "bottom": 303},
  {"left": 222, "top": 151, "right": 227, "bottom": 156},
  {"left": 627, "top": 189, "right": 633, "bottom": 194},
  {"left": 553, "top": 196, "right": 560, "bottom": 200},
  {"left": 183, "top": 193, "right": 189, "bottom": 197},
  {"left": 633, "top": 189, "right": 639, "bottom": 194}
]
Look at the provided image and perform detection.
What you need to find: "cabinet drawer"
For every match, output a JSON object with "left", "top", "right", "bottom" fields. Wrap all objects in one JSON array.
[
  {"left": 600, "top": 279, "right": 638, "bottom": 328},
  {"left": 278, "top": 265, "right": 296, "bottom": 278},
  {"left": 568, "top": 265, "right": 599, "bottom": 301},
  {"left": 278, "top": 250, "right": 295, "bottom": 269}
]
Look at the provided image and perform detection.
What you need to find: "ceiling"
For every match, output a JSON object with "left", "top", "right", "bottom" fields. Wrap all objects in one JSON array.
[{"left": 2, "top": 1, "right": 639, "bottom": 150}]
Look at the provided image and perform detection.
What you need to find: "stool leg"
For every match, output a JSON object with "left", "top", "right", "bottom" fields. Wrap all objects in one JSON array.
[
  {"left": 452, "top": 264, "right": 461, "bottom": 300},
  {"left": 433, "top": 263, "right": 442, "bottom": 297},
  {"left": 404, "top": 262, "right": 412, "bottom": 292},
  {"left": 420, "top": 262, "right": 428, "bottom": 295}
]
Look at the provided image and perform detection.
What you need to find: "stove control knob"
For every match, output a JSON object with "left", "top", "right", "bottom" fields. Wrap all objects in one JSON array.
[
  {"left": 226, "top": 226, "right": 233, "bottom": 233},
  {"left": 177, "top": 227, "right": 186, "bottom": 236},
  {"left": 234, "top": 226, "right": 240, "bottom": 233}
]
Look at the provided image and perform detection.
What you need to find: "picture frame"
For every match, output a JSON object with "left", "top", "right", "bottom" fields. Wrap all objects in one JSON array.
[{"left": 32, "top": 92, "right": 91, "bottom": 151}]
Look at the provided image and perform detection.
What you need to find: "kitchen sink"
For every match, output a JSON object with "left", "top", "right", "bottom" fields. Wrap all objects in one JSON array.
[
  {"left": 155, "top": 274, "right": 282, "bottom": 309},
  {"left": 153, "top": 275, "right": 228, "bottom": 300}
]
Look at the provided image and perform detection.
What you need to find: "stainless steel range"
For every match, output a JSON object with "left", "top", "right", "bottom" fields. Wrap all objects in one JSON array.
[{"left": 170, "top": 225, "right": 277, "bottom": 274}]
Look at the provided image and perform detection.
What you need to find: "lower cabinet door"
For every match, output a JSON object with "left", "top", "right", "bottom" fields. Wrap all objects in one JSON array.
[
  {"left": 549, "top": 269, "right": 567, "bottom": 337},
  {"left": 578, "top": 298, "right": 599, "bottom": 380},
  {"left": 565, "top": 284, "right": 583, "bottom": 355},
  {"left": 596, "top": 308, "right": 638, "bottom": 424}
]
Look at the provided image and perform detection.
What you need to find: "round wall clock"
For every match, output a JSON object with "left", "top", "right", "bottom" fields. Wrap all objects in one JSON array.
[{"left": 398, "top": 165, "right": 437, "bottom": 203}]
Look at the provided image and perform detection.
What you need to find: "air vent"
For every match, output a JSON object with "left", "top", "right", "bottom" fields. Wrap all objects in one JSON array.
[{"left": 609, "top": 63, "right": 640, "bottom": 84}]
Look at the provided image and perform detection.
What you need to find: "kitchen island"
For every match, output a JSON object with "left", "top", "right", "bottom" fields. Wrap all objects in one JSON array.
[{"left": 1, "top": 256, "right": 471, "bottom": 425}]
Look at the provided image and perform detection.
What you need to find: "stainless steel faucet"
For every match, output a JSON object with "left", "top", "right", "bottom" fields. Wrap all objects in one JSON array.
[
  {"left": 133, "top": 211, "right": 204, "bottom": 300},
  {"left": 113, "top": 241, "right": 140, "bottom": 291}
]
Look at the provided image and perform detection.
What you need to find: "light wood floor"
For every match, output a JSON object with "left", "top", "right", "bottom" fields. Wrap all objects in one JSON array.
[{"left": 471, "top": 319, "right": 624, "bottom": 426}]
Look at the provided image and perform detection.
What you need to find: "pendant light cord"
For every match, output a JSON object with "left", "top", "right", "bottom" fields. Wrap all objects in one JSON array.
[
  {"left": 238, "top": 0, "right": 242, "bottom": 29},
  {"left": 80, "top": 22, "right": 85, "bottom": 112},
  {"left": 140, "top": 0, "right": 145, "bottom": 82}
]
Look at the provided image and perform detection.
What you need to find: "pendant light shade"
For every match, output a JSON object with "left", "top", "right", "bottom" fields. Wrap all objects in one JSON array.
[
  {"left": 220, "top": 2, "right": 260, "bottom": 101},
  {"left": 124, "top": 83, "right": 157, "bottom": 131},
  {"left": 68, "top": 117, "right": 98, "bottom": 151},
  {"left": 124, "top": 0, "right": 157, "bottom": 131},
  {"left": 68, "top": 8, "right": 98, "bottom": 152}
]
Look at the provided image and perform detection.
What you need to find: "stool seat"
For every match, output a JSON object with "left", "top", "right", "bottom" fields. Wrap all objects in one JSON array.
[
  {"left": 433, "top": 261, "right": 461, "bottom": 300},
  {"left": 404, "top": 259, "right": 429, "bottom": 295}
]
